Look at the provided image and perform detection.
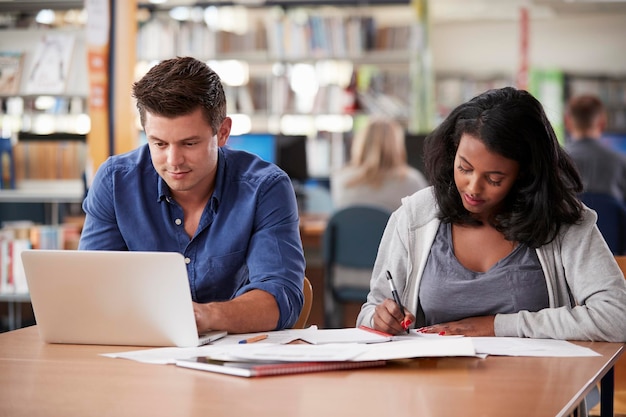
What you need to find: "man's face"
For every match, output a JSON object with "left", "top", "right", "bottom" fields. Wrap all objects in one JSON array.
[{"left": 144, "top": 107, "right": 230, "bottom": 199}]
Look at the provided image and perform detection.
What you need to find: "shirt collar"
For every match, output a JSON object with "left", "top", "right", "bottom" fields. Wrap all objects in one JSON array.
[
  {"left": 212, "top": 147, "right": 226, "bottom": 210},
  {"left": 157, "top": 176, "right": 171, "bottom": 203}
]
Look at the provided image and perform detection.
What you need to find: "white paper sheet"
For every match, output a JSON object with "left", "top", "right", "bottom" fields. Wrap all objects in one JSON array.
[
  {"left": 213, "top": 326, "right": 392, "bottom": 345},
  {"left": 101, "top": 345, "right": 225, "bottom": 365},
  {"left": 351, "top": 338, "right": 477, "bottom": 361},
  {"left": 222, "top": 343, "right": 371, "bottom": 362},
  {"left": 470, "top": 337, "right": 601, "bottom": 357}
]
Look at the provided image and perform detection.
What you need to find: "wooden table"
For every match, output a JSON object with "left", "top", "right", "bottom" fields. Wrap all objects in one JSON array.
[{"left": 0, "top": 326, "right": 622, "bottom": 417}]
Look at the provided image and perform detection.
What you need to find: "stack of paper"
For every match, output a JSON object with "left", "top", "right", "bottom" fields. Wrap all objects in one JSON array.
[
  {"left": 102, "top": 326, "right": 477, "bottom": 367},
  {"left": 175, "top": 357, "right": 387, "bottom": 377},
  {"left": 102, "top": 327, "right": 600, "bottom": 379}
]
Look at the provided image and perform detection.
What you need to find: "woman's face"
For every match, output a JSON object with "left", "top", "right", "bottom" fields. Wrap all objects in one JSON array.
[{"left": 453, "top": 134, "right": 520, "bottom": 222}]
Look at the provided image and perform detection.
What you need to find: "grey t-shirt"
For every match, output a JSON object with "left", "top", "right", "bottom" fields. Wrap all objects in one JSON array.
[{"left": 419, "top": 223, "right": 549, "bottom": 326}]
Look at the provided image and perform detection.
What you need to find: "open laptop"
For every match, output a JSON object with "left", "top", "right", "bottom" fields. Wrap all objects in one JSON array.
[{"left": 20, "top": 249, "right": 227, "bottom": 347}]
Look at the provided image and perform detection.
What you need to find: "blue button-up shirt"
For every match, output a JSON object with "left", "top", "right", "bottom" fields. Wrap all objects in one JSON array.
[{"left": 79, "top": 145, "right": 305, "bottom": 329}]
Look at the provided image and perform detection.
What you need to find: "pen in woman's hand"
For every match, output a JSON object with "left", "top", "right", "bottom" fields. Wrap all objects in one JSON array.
[{"left": 386, "top": 270, "right": 410, "bottom": 333}]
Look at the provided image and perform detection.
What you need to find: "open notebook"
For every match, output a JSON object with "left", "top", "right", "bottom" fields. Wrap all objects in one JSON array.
[{"left": 20, "top": 249, "right": 226, "bottom": 347}]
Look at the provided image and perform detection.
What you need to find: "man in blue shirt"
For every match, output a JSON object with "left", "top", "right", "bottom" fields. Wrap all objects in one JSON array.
[{"left": 79, "top": 57, "right": 305, "bottom": 334}]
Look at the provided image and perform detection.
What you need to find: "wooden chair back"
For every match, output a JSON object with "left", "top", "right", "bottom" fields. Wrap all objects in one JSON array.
[
  {"left": 293, "top": 277, "right": 313, "bottom": 329},
  {"left": 615, "top": 256, "right": 626, "bottom": 276}
]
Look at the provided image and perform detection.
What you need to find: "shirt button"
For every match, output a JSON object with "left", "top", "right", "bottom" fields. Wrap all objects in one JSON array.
[
  {"left": 175, "top": 218, "right": 182, "bottom": 225},
  {"left": 184, "top": 257, "right": 191, "bottom": 264}
]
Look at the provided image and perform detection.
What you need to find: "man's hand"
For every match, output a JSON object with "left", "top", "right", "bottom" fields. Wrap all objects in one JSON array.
[{"left": 193, "top": 289, "right": 279, "bottom": 334}]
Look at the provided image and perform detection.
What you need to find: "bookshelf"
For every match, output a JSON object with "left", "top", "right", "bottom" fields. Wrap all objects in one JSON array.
[
  {"left": 0, "top": 26, "right": 89, "bottom": 187},
  {"left": 0, "top": 28, "right": 88, "bottom": 98},
  {"left": 135, "top": 1, "right": 430, "bottom": 175},
  {"left": 0, "top": 19, "right": 87, "bottom": 323},
  {"left": 0, "top": 24, "right": 88, "bottom": 231},
  {"left": 434, "top": 73, "right": 515, "bottom": 125},
  {"left": 136, "top": 2, "right": 426, "bottom": 125}
]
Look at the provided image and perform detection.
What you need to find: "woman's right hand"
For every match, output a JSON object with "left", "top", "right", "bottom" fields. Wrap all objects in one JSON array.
[{"left": 372, "top": 298, "right": 416, "bottom": 335}]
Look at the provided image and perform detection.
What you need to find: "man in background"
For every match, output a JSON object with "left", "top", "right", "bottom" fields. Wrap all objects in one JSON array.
[{"left": 565, "top": 94, "right": 626, "bottom": 202}]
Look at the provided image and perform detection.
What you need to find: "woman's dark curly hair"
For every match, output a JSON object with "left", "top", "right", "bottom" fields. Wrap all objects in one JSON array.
[{"left": 424, "top": 87, "right": 583, "bottom": 248}]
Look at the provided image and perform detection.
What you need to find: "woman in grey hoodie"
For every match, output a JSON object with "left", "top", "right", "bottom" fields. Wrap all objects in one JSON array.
[{"left": 357, "top": 87, "right": 626, "bottom": 343}]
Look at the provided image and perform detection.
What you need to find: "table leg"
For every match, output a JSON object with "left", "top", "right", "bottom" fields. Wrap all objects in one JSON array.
[{"left": 601, "top": 366, "right": 615, "bottom": 417}]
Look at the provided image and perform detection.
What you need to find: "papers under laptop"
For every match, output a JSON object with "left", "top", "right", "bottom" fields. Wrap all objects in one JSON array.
[{"left": 20, "top": 249, "right": 227, "bottom": 347}]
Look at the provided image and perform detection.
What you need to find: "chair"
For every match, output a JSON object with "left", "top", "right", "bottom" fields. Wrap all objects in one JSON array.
[
  {"left": 322, "top": 205, "right": 391, "bottom": 328},
  {"left": 579, "top": 192, "right": 626, "bottom": 255},
  {"left": 293, "top": 277, "right": 313, "bottom": 329},
  {"left": 615, "top": 256, "right": 626, "bottom": 274}
]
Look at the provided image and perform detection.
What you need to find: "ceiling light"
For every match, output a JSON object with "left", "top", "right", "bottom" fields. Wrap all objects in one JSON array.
[{"left": 35, "top": 9, "right": 55, "bottom": 25}]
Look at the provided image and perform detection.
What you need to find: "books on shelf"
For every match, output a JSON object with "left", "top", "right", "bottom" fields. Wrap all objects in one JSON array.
[
  {"left": 137, "top": 10, "right": 416, "bottom": 61},
  {"left": 0, "top": 222, "right": 84, "bottom": 295},
  {"left": 13, "top": 141, "right": 87, "bottom": 181},
  {"left": 0, "top": 227, "right": 32, "bottom": 295},
  {"left": 137, "top": 12, "right": 267, "bottom": 61},
  {"left": 0, "top": 138, "right": 16, "bottom": 190},
  {"left": 134, "top": 7, "right": 418, "bottom": 122},
  {"left": 176, "top": 357, "right": 387, "bottom": 377},
  {"left": 265, "top": 13, "right": 403, "bottom": 59}
]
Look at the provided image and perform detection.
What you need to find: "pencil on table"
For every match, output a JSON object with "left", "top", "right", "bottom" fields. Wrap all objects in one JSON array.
[{"left": 238, "top": 334, "right": 269, "bottom": 344}]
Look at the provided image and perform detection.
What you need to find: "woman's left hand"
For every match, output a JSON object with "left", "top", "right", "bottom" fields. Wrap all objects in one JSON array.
[{"left": 417, "top": 315, "right": 496, "bottom": 337}]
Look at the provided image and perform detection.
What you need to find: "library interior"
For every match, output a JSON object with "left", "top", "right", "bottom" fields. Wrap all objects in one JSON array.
[{"left": 1, "top": 1, "right": 626, "bottom": 415}]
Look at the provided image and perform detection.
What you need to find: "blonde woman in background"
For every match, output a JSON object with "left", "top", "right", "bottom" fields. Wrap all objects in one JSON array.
[{"left": 331, "top": 117, "right": 429, "bottom": 212}]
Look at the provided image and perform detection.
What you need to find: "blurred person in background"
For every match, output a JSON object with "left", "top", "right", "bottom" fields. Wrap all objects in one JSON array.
[
  {"left": 331, "top": 117, "right": 428, "bottom": 213},
  {"left": 565, "top": 94, "right": 626, "bottom": 202}
]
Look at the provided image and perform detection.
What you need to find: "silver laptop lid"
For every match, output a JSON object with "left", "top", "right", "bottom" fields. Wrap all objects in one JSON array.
[{"left": 21, "top": 250, "right": 202, "bottom": 347}]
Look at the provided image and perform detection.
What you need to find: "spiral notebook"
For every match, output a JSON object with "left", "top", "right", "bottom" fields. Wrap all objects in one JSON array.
[{"left": 175, "top": 357, "right": 387, "bottom": 377}]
